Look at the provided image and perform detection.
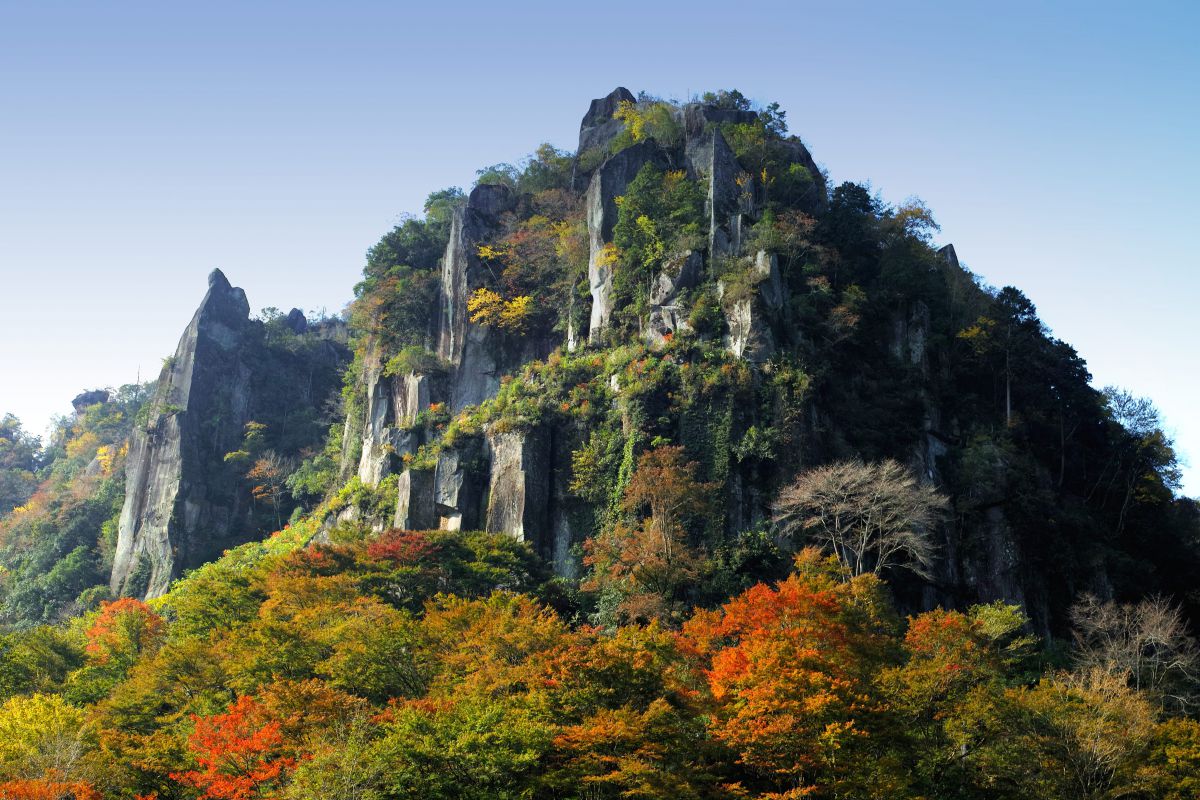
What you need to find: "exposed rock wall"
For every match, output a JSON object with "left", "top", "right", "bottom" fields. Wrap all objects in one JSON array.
[
  {"left": 645, "top": 250, "right": 703, "bottom": 348},
  {"left": 354, "top": 354, "right": 434, "bottom": 488},
  {"left": 111, "top": 270, "right": 347, "bottom": 598},
  {"left": 484, "top": 426, "right": 551, "bottom": 543},
  {"left": 721, "top": 250, "right": 784, "bottom": 362},
  {"left": 394, "top": 468, "right": 436, "bottom": 530},
  {"left": 685, "top": 126, "right": 749, "bottom": 257},
  {"left": 436, "top": 183, "right": 519, "bottom": 411},
  {"left": 111, "top": 270, "right": 255, "bottom": 598},
  {"left": 586, "top": 140, "right": 666, "bottom": 341},
  {"left": 433, "top": 445, "right": 483, "bottom": 531}
]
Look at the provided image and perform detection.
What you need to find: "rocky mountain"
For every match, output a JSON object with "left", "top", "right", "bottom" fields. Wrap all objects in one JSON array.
[
  {"left": 0, "top": 87, "right": 1197, "bottom": 800},
  {"left": 324, "top": 88, "right": 1195, "bottom": 636},
  {"left": 3, "top": 88, "right": 1194, "bottom": 637}
]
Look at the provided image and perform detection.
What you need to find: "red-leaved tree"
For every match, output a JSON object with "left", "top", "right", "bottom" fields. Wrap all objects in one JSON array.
[{"left": 171, "top": 696, "right": 295, "bottom": 800}]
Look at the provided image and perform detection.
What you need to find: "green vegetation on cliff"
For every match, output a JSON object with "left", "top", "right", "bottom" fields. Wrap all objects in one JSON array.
[{"left": 0, "top": 87, "right": 1196, "bottom": 798}]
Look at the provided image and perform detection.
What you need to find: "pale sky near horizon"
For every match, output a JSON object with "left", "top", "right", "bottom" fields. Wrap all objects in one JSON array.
[{"left": 1, "top": 1, "right": 1196, "bottom": 494}]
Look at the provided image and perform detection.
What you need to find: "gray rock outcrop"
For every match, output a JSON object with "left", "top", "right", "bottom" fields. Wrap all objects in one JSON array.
[
  {"left": 394, "top": 468, "right": 436, "bottom": 530},
  {"left": 645, "top": 250, "right": 703, "bottom": 347},
  {"left": 71, "top": 389, "right": 110, "bottom": 413},
  {"left": 111, "top": 270, "right": 255, "bottom": 598},
  {"left": 777, "top": 137, "right": 827, "bottom": 213},
  {"left": 681, "top": 102, "right": 758, "bottom": 137},
  {"left": 685, "top": 126, "right": 749, "bottom": 257},
  {"left": 354, "top": 351, "right": 433, "bottom": 488},
  {"left": 721, "top": 251, "right": 784, "bottom": 362},
  {"left": 393, "top": 372, "right": 432, "bottom": 427},
  {"left": 433, "top": 446, "right": 482, "bottom": 531},
  {"left": 578, "top": 87, "right": 636, "bottom": 155},
  {"left": 110, "top": 270, "right": 347, "bottom": 599},
  {"left": 285, "top": 308, "right": 308, "bottom": 334},
  {"left": 436, "top": 183, "right": 517, "bottom": 411},
  {"left": 484, "top": 426, "right": 550, "bottom": 542}
]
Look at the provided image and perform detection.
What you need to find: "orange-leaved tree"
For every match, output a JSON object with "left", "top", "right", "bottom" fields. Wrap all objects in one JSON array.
[
  {"left": 877, "top": 603, "right": 1033, "bottom": 797},
  {"left": 0, "top": 779, "right": 101, "bottom": 800},
  {"left": 542, "top": 624, "right": 728, "bottom": 797},
  {"left": 171, "top": 695, "right": 295, "bottom": 800},
  {"left": 84, "top": 598, "right": 166, "bottom": 667},
  {"left": 680, "top": 548, "right": 899, "bottom": 798},
  {"left": 584, "top": 445, "right": 715, "bottom": 624}
]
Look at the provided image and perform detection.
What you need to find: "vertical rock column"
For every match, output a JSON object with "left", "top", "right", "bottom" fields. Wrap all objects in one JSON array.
[
  {"left": 586, "top": 140, "right": 666, "bottom": 342},
  {"left": 111, "top": 269, "right": 253, "bottom": 598},
  {"left": 684, "top": 123, "right": 750, "bottom": 258},
  {"left": 484, "top": 426, "right": 551, "bottom": 545},
  {"left": 436, "top": 183, "right": 517, "bottom": 411}
]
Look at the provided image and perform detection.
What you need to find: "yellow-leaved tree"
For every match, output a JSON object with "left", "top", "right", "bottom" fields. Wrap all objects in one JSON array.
[{"left": 0, "top": 693, "right": 97, "bottom": 783}]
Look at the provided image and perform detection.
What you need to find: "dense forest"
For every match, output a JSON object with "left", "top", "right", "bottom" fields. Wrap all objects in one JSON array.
[{"left": 0, "top": 88, "right": 1196, "bottom": 798}]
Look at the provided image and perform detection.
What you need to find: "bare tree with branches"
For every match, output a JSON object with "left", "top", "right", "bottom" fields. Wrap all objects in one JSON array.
[
  {"left": 1070, "top": 593, "right": 1200, "bottom": 714},
  {"left": 772, "top": 459, "right": 947, "bottom": 579}
]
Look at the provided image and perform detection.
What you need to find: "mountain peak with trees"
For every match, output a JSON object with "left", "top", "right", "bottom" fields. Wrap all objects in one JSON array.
[{"left": 0, "top": 87, "right": 1196, "bottom": 798}]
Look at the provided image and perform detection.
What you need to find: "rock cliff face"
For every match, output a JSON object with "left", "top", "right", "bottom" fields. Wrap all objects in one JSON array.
[
  {"left": 111, "top": 270, "right": 347, "bottom": 598},
  {"left": 484, "top": 426, "right": 550, "bottom": 543},
  {"left": 315, "top": 89, "right": 1165, "bottom": 635},
  {"left": 721, "top": 250, "right": 784, "bottom": 362},
  {"left": 377, "top": 93, "right": 812, "bottom": 560},
  {"left": 686, "top": 125, "right": 749, "bottom": 257},
  {"left": 437, "top": 183, "right": 527, "bottom": 411},
  {"left": 586, "top": 140, "right": 667, "bottom": 341},
  {"left": 645, "top": 250, "right": 703, "bottom": 347},
  {"left": 353, "top": 346, "right": 433, "bottom": 489}
]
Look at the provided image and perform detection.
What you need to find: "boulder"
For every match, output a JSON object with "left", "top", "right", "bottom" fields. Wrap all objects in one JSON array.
[
  {"left": 71, "top": 389, "right": 110, "bottom": 413},
  {"left": 586, "top": 140, "right": 667, "bottom": 341},
  {"left": 578, "top": 86, "right": 636, "bottom": 155},
  {"left": 484, "top": 426, "right": 550, "bottom": 544}
]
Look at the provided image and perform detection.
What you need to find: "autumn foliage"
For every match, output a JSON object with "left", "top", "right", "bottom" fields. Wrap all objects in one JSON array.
[
  {"left": 682, "top": 549, "right": 895, "bottom": 796},
  {"left": 0, "top": 523, "right": 1193, "bottom": 799},
  {"left": 364, "top": 530, "right": 436, "bottom": 565},
  {"left": 584, "top": 445, "right": 715, "bottom": 623},
  {"left": 171, "top": 696, "right": 295, "bottom": 800},
  {"left": 0, "top": 780, "right": 101, "bottom": 800},
  {"left": 84, "top": 599, "right": 165, "bottom": 666}
]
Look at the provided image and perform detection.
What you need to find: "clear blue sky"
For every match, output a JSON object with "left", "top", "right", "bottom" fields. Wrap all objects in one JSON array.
[{"left": 1, "top": 1, "right": 1196, "bottom": 494}]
